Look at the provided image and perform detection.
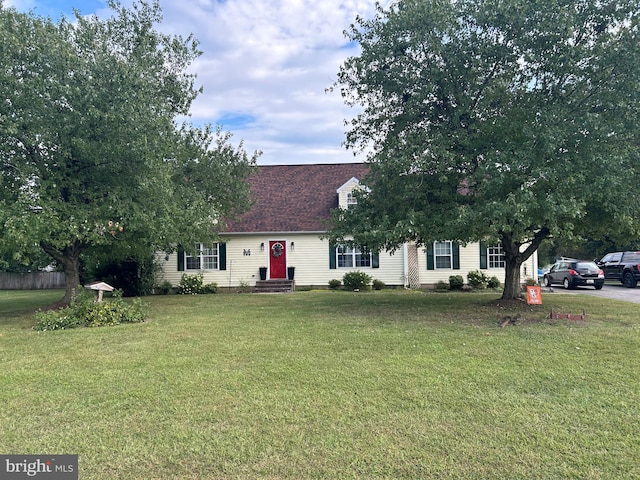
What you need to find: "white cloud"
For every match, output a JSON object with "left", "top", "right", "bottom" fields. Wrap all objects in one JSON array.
[
  {"left": 161, "top": 0, "right": 374, "bottom": 164},
  {"left": 12, "top": 0, "right": 385, "bottom": 164},
  {"left": 4, "top": 0, "right": 37, "bottom": 10}
]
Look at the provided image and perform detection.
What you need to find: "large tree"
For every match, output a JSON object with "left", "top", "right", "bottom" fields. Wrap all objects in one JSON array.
[
  {"left": 330, "top": 0, "right": 640, "bottom": 299},
  {"left": 0, "top": 1, "right": 258, "bottom": 304}
]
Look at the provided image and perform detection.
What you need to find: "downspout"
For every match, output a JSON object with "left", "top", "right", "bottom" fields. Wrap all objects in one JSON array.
[{"left": 403, "top": 243, "right": 409, "bottom": 288}]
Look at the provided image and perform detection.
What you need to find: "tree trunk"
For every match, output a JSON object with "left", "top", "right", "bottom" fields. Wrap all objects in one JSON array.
[
  {"left": 499, "top": 228, "right": 550, "bottom": 300},
  {"left": 500, "top": 233, "right": 524, "bottom": 300},
  {"left": 40, "top": 240, "right": 82, "bottom": 306},
  {"left": 502, "top": 255, "right": 523, "bottom": 299}
]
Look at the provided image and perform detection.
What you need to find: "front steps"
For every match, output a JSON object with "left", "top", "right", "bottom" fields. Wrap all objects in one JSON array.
[{"left": 254, "top": 279, "right": 295, "bottom": 293}]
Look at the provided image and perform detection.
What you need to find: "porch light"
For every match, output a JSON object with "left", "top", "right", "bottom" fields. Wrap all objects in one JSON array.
[
  {"left": 260, "top": 242, "right": 265, "bottom": 251},
  {"left": 290, "top": 241, "right": 295, "bottom": 251}
]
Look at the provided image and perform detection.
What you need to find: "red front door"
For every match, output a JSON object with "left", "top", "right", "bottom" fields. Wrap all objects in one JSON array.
[{"left": 269, "top": 241, "right": 287, "bottom": 279}]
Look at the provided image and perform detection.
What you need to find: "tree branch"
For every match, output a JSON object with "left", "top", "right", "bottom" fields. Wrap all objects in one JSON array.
[{"left": 521, "top": 227, "right": 551, "bottom": 261}]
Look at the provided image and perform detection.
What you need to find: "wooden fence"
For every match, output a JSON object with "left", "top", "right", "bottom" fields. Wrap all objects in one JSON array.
[{"left": 0, "top": 272, "right": 66, "bottom": 290}]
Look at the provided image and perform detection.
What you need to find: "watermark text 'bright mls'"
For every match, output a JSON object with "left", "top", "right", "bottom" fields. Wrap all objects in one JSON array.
[{"left": 1, "top": 455, "right": 78, "bottom": 479}]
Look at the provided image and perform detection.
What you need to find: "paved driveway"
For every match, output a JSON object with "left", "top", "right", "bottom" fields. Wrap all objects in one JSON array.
[{"left": 541, "top": 281, "right": 640, "bottom": 304}]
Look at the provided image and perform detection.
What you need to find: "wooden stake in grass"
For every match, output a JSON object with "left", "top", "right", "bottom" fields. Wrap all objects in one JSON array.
[{"left": 499, "top": 314, "right": 520, "bottom": 327}]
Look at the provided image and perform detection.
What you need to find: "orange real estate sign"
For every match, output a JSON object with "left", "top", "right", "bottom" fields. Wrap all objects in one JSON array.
[{"left": 526, "top": 286, "right": 542, "bottom": 305}]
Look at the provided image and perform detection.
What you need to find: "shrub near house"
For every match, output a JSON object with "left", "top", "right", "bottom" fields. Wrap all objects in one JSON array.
[
  {"left": 467, "top": 270, "right": 489, "bottom": 289},
  {"left": 342, "top": 271, "right": 372, "bottom": 291}
]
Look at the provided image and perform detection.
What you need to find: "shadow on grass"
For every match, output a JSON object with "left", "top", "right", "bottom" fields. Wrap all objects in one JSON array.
[{"left": 0, "top": 289, "right": 65, "bottom": 328}]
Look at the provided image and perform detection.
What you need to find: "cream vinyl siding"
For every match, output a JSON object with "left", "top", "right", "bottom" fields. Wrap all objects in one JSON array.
[
  {"left": 246, "top": 234, "right": 405, "bottom": 287},
  {"left": 415, "top": 242, "right": 537, "bottom": 286},
  {"left": 157, "top": 234, "right": 407, "bottom": 288},
  {"left": 157, "top": 238, "right": 538, "bottom": 289}
]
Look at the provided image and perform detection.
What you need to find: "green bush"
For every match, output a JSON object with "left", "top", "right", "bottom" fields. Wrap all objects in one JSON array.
[
  {"left": 467, "top": 270, "right": 489, "bottom": 289},
  {"left": 449, "top": 275, "right": 465, "bottom": 290},
  {"left": 342, "top": 271, "right": 372, "bottom": 291},
  {"left": 120, "top": 298, "right": 147, "bottom": 323},
  {"left": 434, "top": 280, "right": 449, "bottom": 290},
  {"left": 85, "top": 301, "right": 122, "bottom": 326},
  {"left": 178, "top": 273, "right": 204, "bottom": 294},
  {"left": 487, "top": 276, "right": 501, "bottom": 289},
  {"left": 202, "top": 282, "right": 218, "bottom": 294},
  {"left": 372, "top": 279, "right": 385, "bottom": 290},
  {"left": 328, "top": 279, "right": 342, "bottom": 290},
  {"left": 156, "top": 280, "right": 173, "bottom": 295},
  {"left": 34, "top": 288, "right": 148, "bottom": 331},
  {"left": 34, "top": 309, "right": 85, "bottom": 331}
]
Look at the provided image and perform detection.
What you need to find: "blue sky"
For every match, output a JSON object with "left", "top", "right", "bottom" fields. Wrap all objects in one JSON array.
[{"left": 6, "top": 0, "right": 386, "bottom": 165}]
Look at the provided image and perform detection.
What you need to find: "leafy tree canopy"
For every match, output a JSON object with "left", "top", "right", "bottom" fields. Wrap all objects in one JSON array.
[
  {"left": 0, "top": 1, "right": 259, "bottom": 303},
  {"left": 330, "top": 0, "right": 640, "bottom": 298}
]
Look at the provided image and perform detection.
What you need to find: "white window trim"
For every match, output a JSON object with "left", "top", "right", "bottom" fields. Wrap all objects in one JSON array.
[
  {"left": 185, "top": 243, "right": 220, "bottom": 271},
  {"left": 336, "top": 245, "right": 372, "bottom": 268},
  {"left": 434, "top": 241, "right": 453, "bottom": 269},
  {"left": 488, "top": 244, "right": 505, "bottom": 269}
]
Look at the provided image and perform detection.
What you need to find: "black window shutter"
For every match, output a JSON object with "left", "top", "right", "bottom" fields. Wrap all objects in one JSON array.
[
  {"left": 177, "top": 246, "right": 184, "bottom": 271},
  {"left": 219, "top": 243, "right": 226, "bottom": 271},
  {"left": 329, "top": 244, "right": 337, "bottom": 269},
  {"left": 372, "top": 252, "right": 380, "bottom": 269},
  {"left": 480, "top": 241, "right": 487, "bottom": 269},
  {"left": 426, "top": 244, "right": 434, "bottom": 270},
  {"left": 453, "top": 242, "right": 460, "bottom": 270}
]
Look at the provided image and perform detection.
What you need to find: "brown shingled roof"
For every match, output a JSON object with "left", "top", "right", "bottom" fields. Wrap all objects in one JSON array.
[{"left": 225, "top": 163, "right": 369, "bottom": 233}]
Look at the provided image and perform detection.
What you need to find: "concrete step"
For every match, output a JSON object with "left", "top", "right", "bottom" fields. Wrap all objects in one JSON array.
[{"left": 255, "top": 279, "right": 295, "bottom": 293}]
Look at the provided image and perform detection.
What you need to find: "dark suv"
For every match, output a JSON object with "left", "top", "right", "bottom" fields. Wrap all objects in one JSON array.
[
  {"left": 596, "top": 251, "right": 640, "bottom": 288},
  {"left": 543, "top": 259, "right": 605, "bottom": 290}
]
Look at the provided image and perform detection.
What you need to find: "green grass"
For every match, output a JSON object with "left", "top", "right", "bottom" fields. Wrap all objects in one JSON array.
[{"left": 1, "top": 290, "right": 639, "bottom": 479}]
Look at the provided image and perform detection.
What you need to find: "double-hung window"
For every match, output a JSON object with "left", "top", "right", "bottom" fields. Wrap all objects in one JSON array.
[
  {"left": 427, "top": 241, "right": 459, "bottom": 270},
  {"left": 434, "top": 241, "right": 453, "bottom": 269},
  {"left": 185, "top": 243, "right": 219, "bottom": 270},
  {"left": 487, "top": 244, "right": 505, "bottom": 269},
  {"left": 337, "top": 245, "right": 371, "bottom": 268}
]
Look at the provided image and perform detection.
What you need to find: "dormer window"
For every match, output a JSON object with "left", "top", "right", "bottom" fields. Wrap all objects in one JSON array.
[
  {"left": 346, "top": 191, "right": 357, "bottom": 209},
  {"left": 337, "top": 177, "right": 365, "bottom": 210}
]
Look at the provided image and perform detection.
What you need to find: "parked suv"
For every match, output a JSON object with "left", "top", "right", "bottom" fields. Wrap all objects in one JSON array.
[
  {"left": 596, "top": 251, "right": 640, "bottom": 288},
  {"left": 543, "top": 259, "right": 605, "bottom": 290}
]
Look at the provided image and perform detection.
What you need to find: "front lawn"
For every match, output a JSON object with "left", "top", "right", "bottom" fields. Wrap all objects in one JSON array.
[{"left": 1, "top": 290, "right": 638, "bottom": 479}]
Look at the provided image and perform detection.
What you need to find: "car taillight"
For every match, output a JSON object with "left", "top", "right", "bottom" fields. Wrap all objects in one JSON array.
[
  {"left": 598, "top": 269, "right": 604, "bottom": 278},
  {"left": 568, "top": 269, "right": 578, "bottom": 275}
]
